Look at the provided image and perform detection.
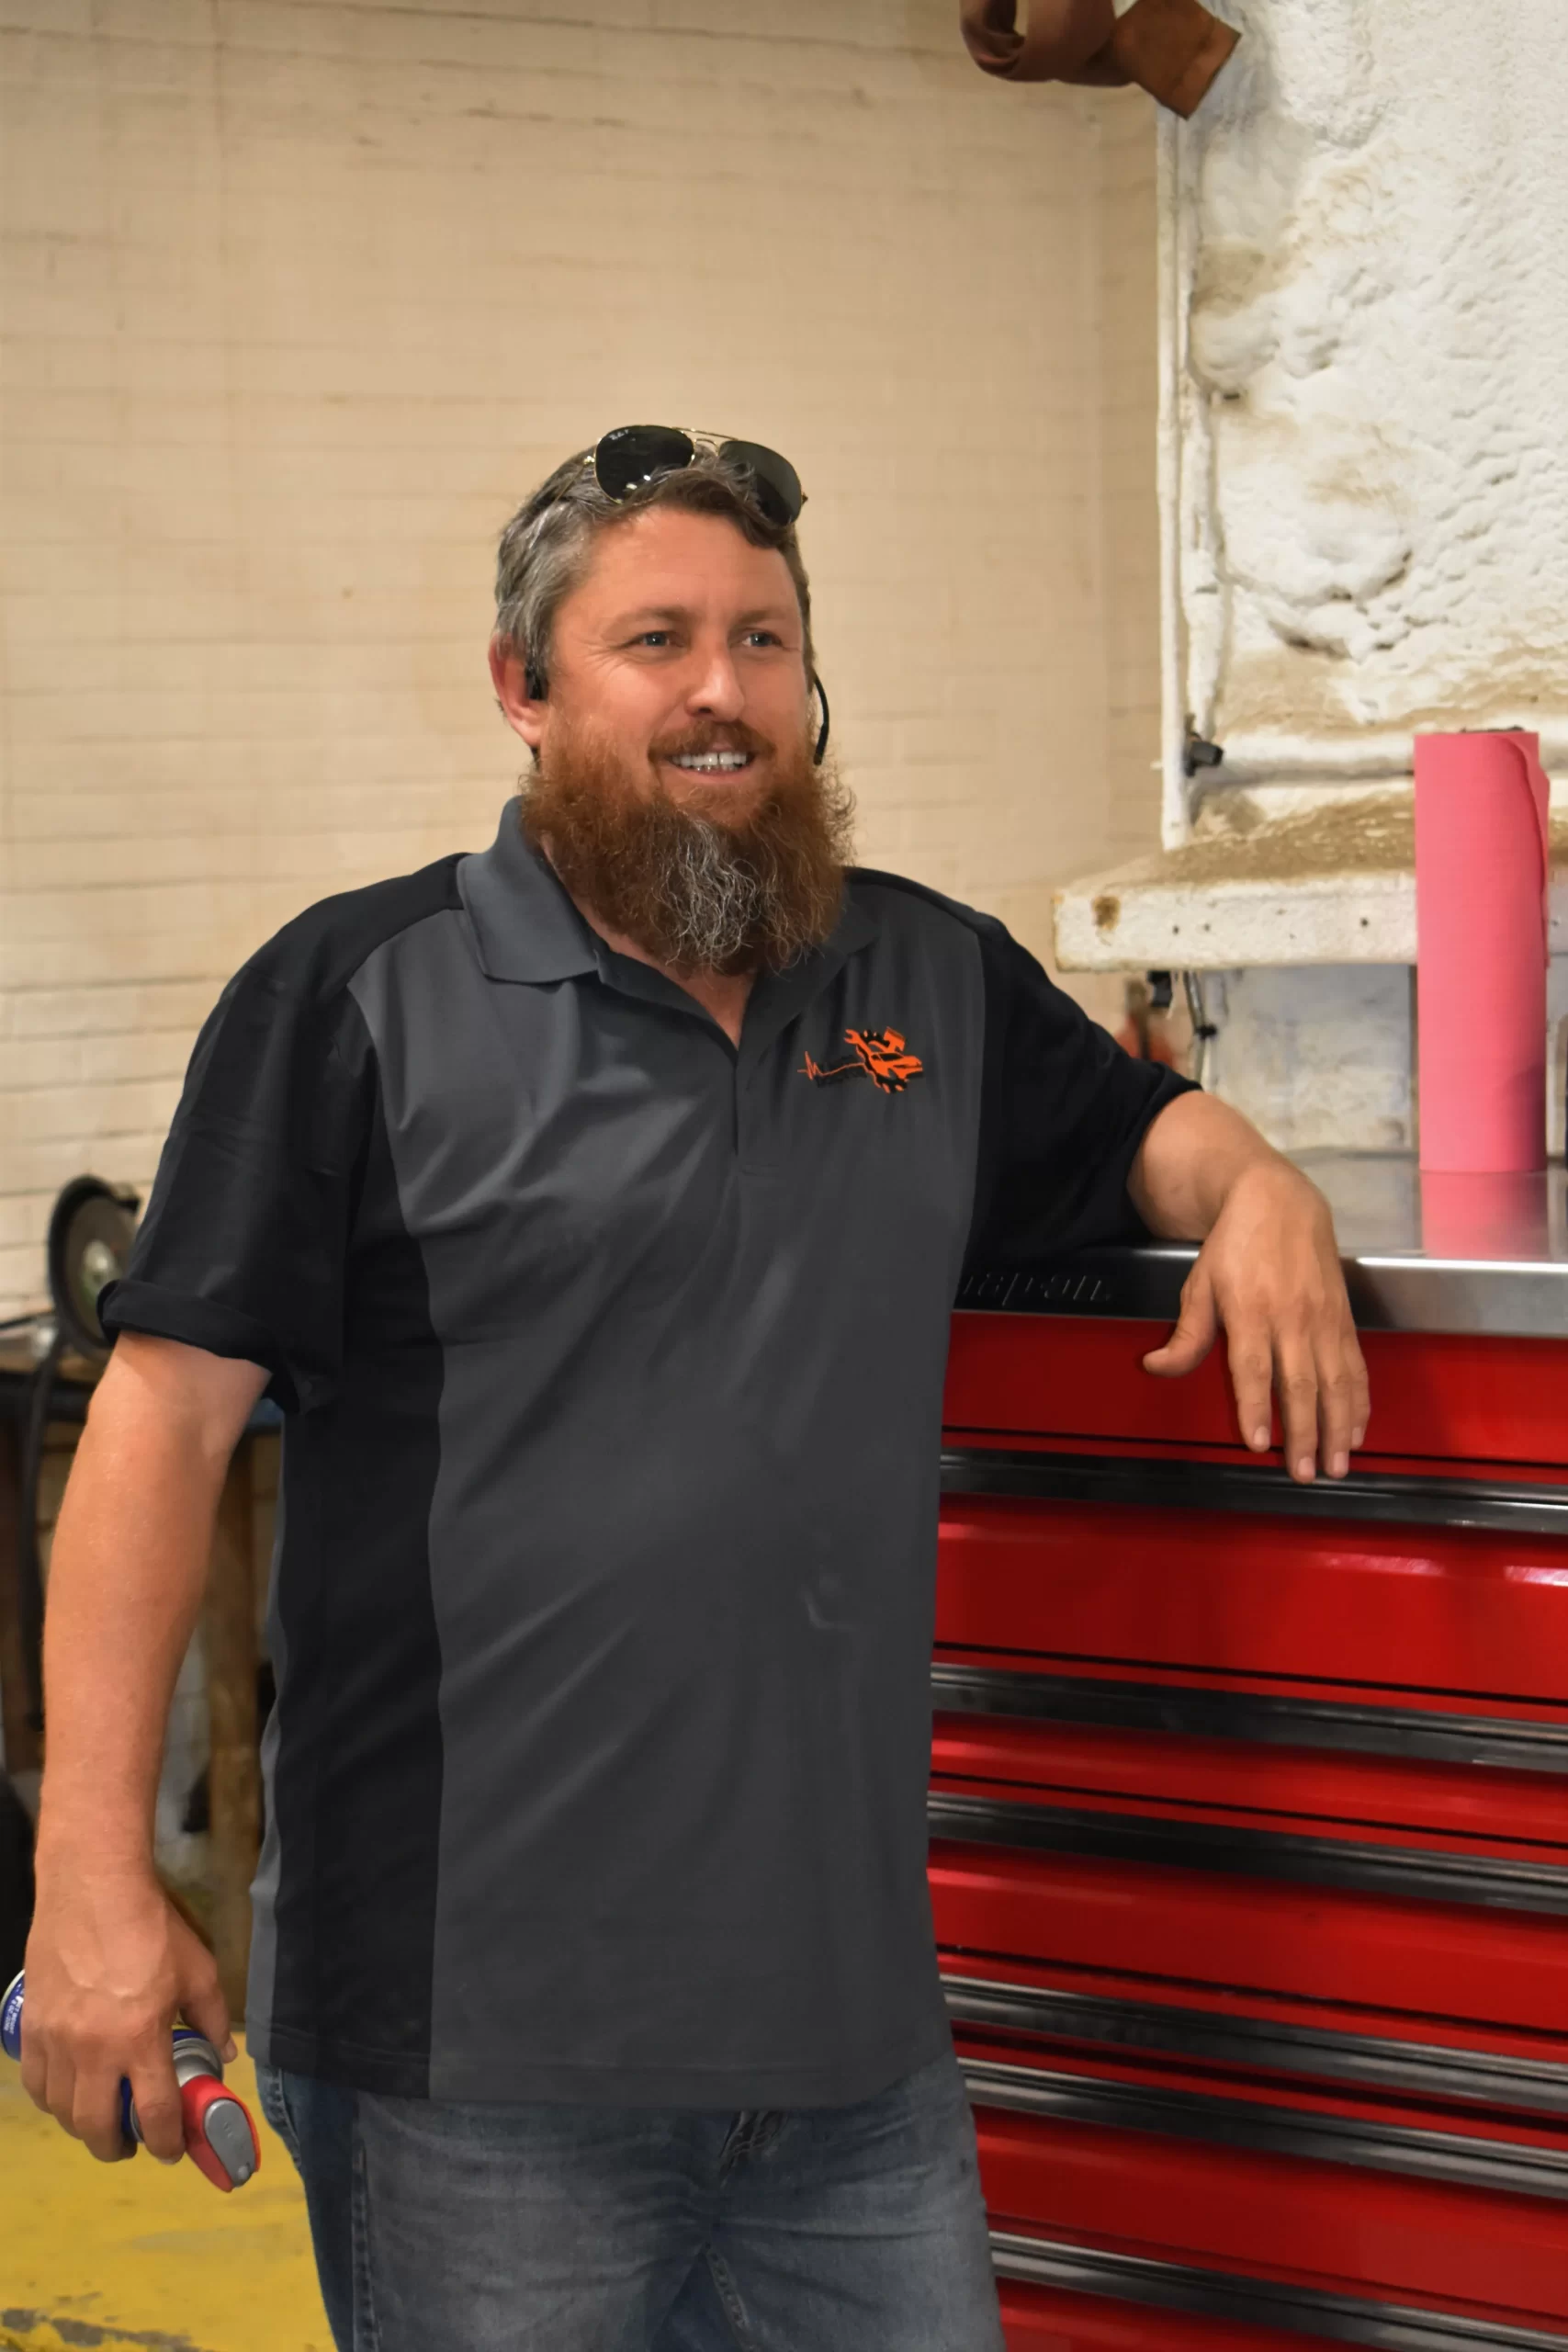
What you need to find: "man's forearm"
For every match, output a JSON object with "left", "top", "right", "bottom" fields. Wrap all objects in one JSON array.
[
  {"left": 22, "top": 1336, "right": 266, "bottom": 2164},
  {"left": 35, "top": 1338, "right": 259, "bottom": 1870},
  {"left": 1128, "top": 1089, "right": 1296, "bottom": 1239}
]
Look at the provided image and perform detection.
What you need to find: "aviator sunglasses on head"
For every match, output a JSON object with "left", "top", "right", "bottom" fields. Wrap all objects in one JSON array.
[
  {"left": 590, "top": 424, "right": 806, "bottom": 529},
  {"left": 581, "top": 425, "right": 828, "bottom": 763}
]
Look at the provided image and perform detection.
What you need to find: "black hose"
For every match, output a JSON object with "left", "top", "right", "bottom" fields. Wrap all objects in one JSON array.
[{"left": 17, "top": 1329, "right": 64, "bottom": 1735}]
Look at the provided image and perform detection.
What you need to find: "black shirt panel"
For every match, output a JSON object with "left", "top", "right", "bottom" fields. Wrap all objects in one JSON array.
[
  {"left": 846, "top": 870, "right": 1197, "bottom": 1273},
  {"left": 264, "top": 1048, "right": 446, "bottom": 2093},
  {"left": 963, "top": 901, "right": 1195, "bottom": 1268},
  {"left": 101, "top": 857, "right": 466, "bottom": 1408}
]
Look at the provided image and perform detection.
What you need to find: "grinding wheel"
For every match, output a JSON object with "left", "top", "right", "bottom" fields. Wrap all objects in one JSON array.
[{"left": 45, "top": 1174, "right": 140, "bottom": 1359}]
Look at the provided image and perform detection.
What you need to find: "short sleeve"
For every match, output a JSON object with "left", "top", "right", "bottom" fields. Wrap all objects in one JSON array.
[
  {"left": 964, "top": 919, "right": 1197, "bottom": 1272},
  {"left": 100, "top": 956, "right": 371, "bottom": 1413}
]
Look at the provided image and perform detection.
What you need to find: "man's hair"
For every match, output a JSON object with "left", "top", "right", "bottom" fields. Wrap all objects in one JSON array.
[{"left": 492, "top": 447, "right": 816, "bottom": 696}]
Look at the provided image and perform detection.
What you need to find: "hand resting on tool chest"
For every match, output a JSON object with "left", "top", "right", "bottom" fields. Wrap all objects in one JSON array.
[{"left": 1128, "top": 1090, "right": 1371, "bottom": 1485}]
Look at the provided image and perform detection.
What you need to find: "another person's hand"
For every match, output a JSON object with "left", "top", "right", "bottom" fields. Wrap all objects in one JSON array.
[
  {"left": 19, "top": 1865, "right": 232, "bottom": 2165},
  {"left": 1142, "top": 1156, "right": 1369, "bottom": 1481}
]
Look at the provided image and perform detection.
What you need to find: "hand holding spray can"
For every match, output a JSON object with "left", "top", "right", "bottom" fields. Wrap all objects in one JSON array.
[{"left": 3, "top": 1968, "right": 260, "bottom": 2191}]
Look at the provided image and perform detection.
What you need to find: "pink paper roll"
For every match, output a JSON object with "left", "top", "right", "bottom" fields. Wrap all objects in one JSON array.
[
  {"left": 1419, "top": 1170, "right": 1551, "bottom": 1261},
  {"left": 1415, "top": 729, "right": 1549, "bottom": 1173}
]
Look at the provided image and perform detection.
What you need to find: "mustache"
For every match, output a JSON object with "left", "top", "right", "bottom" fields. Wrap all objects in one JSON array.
[{"left": 648, "top": 719, "right": 776, "bottom": 765}]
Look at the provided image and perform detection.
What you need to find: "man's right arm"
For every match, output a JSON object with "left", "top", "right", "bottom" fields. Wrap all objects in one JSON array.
[{"left": 21, "top": 1332, "right": 268, "bottom": 2165}]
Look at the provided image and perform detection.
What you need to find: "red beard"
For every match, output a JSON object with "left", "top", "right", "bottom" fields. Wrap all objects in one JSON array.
[{"left": 520, "top": 715, "right": 855, "bottom": 976}]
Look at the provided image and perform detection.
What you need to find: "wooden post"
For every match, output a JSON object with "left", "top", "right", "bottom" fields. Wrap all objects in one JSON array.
[
  {"left": 0, "top": 1420, "right": 41, "bottom": 1782},
  {"left": 204, "top": 1438, "right": 260, "bottom": 2023}
]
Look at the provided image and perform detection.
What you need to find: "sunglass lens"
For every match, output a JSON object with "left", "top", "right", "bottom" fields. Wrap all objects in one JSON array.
[
  {"left": 718, "top": 439, "right": 804, "bottom": 526},
  {"left": 594, "top": 425, "right": 694, "bottom": 502}
]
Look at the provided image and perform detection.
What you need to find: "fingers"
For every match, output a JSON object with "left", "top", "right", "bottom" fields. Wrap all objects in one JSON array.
[
  {"left": 1224, "top": 1319, "right": 1277, "bottom": 1454},
  {"left": 1142, "top": 1266, "right": 1220, "bottom": 1380},
  {"left": 1244, "top": 1311, "right": 1371, "bottom": 1484},
  {"left": 1274, "top": 1335, "right": 1322, "bottom": 1482},
  {"left": 31, "top": 2028, "right": 179, "bottom": 2166},
  {"left": 124, "top": 2034, "right": 186, "bottom": 2165},
  {"left": 31, "top": 2040, "right": 131, "bottom": 2165},
  {"left": 18, "top": 2020, "right": 50, "bottom": 2118},
  {"left": 1316, "top": 1317, "right": 1371, "bottom": 1479},
  {"left": 70, "top": 2055, "right": 136, "bottom": 2165}
]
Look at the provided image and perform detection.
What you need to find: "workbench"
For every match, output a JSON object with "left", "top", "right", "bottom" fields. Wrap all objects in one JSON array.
[{"left": 934, "top": 1152, "right": 1568, "bottom": 2352}]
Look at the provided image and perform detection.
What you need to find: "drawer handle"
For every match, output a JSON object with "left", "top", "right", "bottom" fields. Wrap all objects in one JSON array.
[
  {"left": 929, "top": 1790, "right": 1568, "bottom": 1917},
  {"left": 942, "top": 1972, "right": 1568, "bottom": 2118},
  {"left": 987, "top": 2232, "right": 1568, "bottom": 2352},
  {"left": 931, "top": 1662, "right": 1568, "bottom": 1776},
  {"left": 941, "top": 1447, "right": 1568, "bottom": 1537}
]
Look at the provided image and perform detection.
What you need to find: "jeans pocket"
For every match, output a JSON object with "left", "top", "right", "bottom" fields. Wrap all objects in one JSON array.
[{"left": 254, "top": 2059, "right": 303, "bottom": 2165}]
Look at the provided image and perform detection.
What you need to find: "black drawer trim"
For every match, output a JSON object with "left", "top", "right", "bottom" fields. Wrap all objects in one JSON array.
[
  {"left": 988, "top": 2232, "right": 1568, "bottom": 2352},
  {"left": 941, "top": 1446, "right": 1568, "bottom": 1537},
  {"left": 964, "top": 2056, "right": 1568, "bottom": 2200},
  {"left": 942, "top": 1973, "right": 1568, "bottom": 2119},
  {"left": 929, "top": 1791, "right": 1568, "bottom": 1917},
  {"left": 931, "top": 1662, "right": 1568, "bottom": 1777}
]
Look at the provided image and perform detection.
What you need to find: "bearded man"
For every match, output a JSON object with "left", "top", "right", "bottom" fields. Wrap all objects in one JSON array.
[{"left": 22, "top": 430, "right": 1369, "bottom": 2351}]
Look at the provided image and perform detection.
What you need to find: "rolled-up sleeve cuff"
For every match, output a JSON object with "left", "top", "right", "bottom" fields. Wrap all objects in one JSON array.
[{"left": 98, "top": 1280, "right": 302, "bottom": 1412}]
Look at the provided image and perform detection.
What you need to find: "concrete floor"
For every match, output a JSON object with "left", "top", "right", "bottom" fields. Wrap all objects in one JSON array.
[{"left": 0, "top": 2042, "right": 333, "bottom": 2351}]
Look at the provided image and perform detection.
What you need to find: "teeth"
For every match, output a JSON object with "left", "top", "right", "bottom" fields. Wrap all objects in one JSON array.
[{"left": 671, "top": 752, "right": 751, "bottom": 771}]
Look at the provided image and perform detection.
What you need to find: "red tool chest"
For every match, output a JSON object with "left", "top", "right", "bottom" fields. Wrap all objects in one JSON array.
[{"left": 933, "top": 1157, "right": 1568, "bottom": 2352}]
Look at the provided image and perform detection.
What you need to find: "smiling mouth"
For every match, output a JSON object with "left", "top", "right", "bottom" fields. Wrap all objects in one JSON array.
[{"left": 665, "top": 751, "right": 756, "bottom": 775}]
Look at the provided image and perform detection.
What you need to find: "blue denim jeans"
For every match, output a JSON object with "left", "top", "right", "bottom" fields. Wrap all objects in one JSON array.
[{"left": 254, "top": 2046, "right": 1002, "bottom": 2352}]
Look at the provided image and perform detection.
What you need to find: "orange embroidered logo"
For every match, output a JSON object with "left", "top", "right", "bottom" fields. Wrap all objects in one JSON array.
[{"left": 798, "top": 1028, "right": 925, "bottom": 1095}]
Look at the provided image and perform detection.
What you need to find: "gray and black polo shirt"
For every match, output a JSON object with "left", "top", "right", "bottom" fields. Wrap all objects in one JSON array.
[{"left": 104, "top": 798, "right": 1190, "bottom": 2108}]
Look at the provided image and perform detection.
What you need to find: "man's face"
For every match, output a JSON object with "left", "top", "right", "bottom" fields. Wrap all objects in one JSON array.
[{"left": 494, "top": 507, "right": 812, "bottom": 816}]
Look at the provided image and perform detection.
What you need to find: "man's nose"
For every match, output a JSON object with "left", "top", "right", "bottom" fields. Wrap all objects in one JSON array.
[{"left": 686, "top": 644, "right": 745, "bottom": 721}]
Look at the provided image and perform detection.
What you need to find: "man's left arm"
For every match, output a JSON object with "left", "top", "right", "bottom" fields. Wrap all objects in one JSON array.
[{"left": 1128, "top": 1091, "right": 1370, "bottom": 1485}]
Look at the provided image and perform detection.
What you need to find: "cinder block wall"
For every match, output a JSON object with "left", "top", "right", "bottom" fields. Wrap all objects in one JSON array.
[{"left": 0, "top": 1, "right": 1160, "bottom": 1316}]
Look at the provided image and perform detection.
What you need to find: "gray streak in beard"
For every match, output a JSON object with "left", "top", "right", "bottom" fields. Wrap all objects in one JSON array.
[{"left": 652, "top": 819, "right": 782, "bottom": 971}]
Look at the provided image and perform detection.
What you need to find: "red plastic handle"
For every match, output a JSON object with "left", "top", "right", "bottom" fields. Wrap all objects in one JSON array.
[{"left": 181, "top": 2072, "right": 261, "bottom": 2192}]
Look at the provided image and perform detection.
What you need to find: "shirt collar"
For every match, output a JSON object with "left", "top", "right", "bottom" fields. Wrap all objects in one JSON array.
[
  {"left": 460, "top": 799, "right": 602, "bottom": 983},
  {"left": 460, "top": 794, "right": 878, "bottom": 988}
]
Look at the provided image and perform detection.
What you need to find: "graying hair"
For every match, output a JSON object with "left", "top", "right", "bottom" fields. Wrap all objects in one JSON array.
[{"left": 492, "top": 445, "right": 815, "bottom": 696}]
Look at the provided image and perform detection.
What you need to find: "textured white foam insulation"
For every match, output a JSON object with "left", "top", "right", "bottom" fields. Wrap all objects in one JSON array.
[{"left": 1163, "top": 0, "right": 1568, "bottom": 820}]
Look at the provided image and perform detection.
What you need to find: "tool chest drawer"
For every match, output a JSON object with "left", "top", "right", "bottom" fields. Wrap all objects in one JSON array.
[
  {"left": 944, "top": 1315, "right": 1568, "bottom": 1471},
  {"left": 932, "top": 1305, "right": 1568, "bottom": 2352}
]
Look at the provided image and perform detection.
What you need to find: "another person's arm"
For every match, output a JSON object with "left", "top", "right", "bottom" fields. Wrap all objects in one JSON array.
[
  {"left": 1129, "top": 1090, "right": 1370, "bottom": 1483},
  {"left": 21, "top": 1333, "right": 267, "bottom": 2163}
]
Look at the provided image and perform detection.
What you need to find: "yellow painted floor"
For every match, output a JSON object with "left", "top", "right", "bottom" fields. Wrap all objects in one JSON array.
[{"left": 0, "top": 2042, "right": 333, "bottom": 2351}]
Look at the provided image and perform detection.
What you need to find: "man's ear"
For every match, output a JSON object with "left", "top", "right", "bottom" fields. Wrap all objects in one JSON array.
[{"left": 489, "top": 638, "right": 547, "bottom": 751}]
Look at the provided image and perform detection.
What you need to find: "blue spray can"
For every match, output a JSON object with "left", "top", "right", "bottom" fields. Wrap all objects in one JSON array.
[{"left": 2, "top": 1968, "right": 259, "bottom": 2191}]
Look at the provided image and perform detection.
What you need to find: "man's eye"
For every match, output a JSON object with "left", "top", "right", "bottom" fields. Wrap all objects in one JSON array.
[
  {"left": 634, "top": 630, "right": 672, "bottom": 648},
  {"left": 742, "top": 630, "right": 783, "bottom": 649}
]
